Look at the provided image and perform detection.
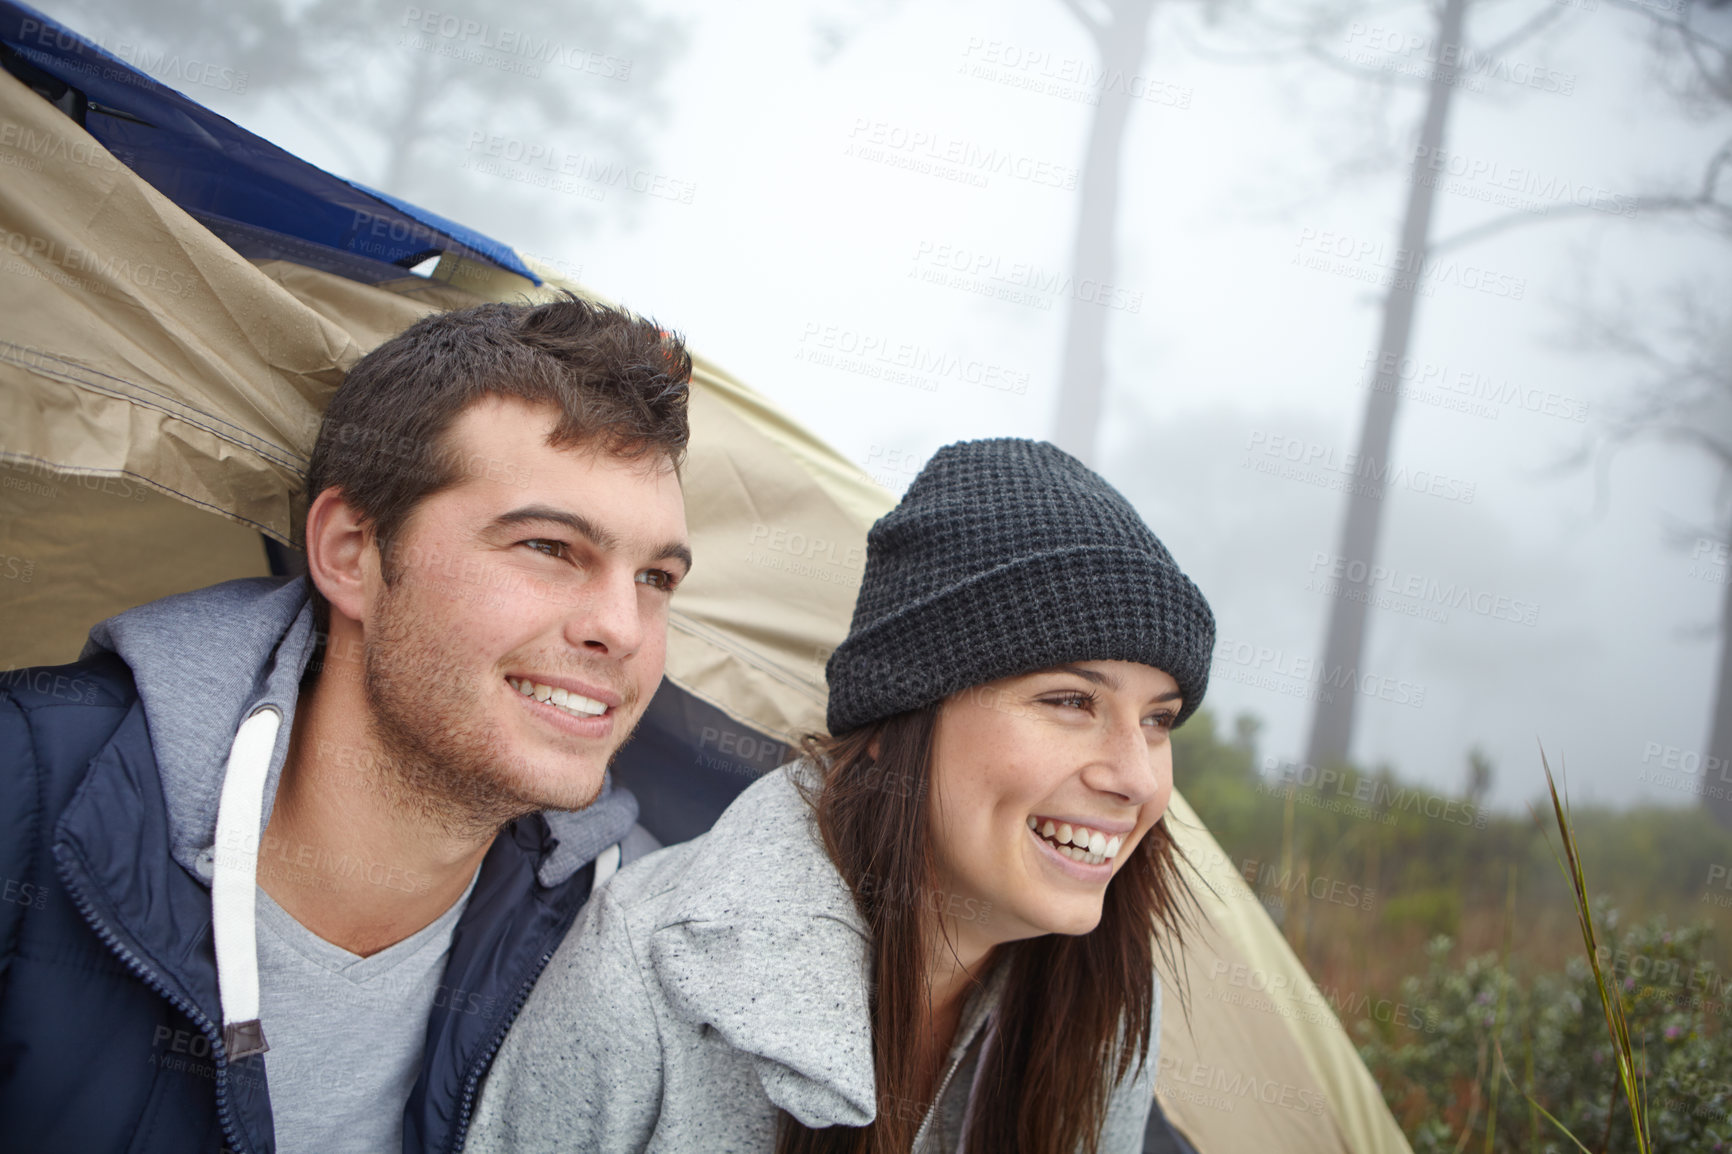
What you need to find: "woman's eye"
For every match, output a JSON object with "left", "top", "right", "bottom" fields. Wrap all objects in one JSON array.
[
  {"left": 524, "top": 539, "right": 567, "bottom": 559},
  {"left": 1046, "top": 692, "right": 1095, "bottom": 710},
  {"left": 1143, "top": 710, "right": 1177, "bottom": 731}
]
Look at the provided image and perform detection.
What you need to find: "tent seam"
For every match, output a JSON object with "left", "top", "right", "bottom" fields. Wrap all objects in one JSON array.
[{"left": 0, "top": 343, "right": 306, "bottom": 471}]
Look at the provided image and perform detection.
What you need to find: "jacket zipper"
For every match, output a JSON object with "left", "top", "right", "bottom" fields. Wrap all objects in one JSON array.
[
  {"left": 58, "top": 851, "right": 254, "bottom": 1154},
  {"left": 913, "top": 979, "right": 1004, "bottom": 1154},
  {"left": 445, "top": 947, "right": 558, "bottom": 1154},
  {"left": 911, "top": 1039, "right": 971, "bottom": 1153}
]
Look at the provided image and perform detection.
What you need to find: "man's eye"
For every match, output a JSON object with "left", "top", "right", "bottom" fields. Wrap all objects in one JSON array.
[
  {"left": 637, "top": 569, "right": 677, "bottom": 591},
  {"left": 523, "top": 539, "right": 568, "bottom": 559}
]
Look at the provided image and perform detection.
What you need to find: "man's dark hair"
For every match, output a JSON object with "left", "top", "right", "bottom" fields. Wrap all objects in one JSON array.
[{"left": 303, "top": 292, "right": 691, "bottom": 576}]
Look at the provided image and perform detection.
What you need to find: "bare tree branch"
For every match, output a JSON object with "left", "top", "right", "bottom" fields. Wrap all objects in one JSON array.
[
  {"left": 1659, "top": 426, "right": 1732, "bottom": 469},
  {"left": 1476, "top": 1, "right": 1571, "bottom": 61},
  {"left": 1431, "top": 184, "right": 1732, "bottom": 253},
  {"left": 1605, "top": 0, "right": 1732, "bottom": 104}
]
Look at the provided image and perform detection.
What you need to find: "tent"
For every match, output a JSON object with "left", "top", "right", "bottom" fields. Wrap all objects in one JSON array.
[{"left": 0, "top": 6, "right": 1415, "bottom": 1151}]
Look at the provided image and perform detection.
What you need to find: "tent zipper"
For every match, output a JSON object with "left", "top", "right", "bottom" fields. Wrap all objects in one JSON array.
[{"left": 57, "top": 850, "right": 254, "bottom": 1154}]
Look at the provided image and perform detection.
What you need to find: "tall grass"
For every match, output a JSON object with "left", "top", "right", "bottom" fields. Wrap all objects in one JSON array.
[{"left": 1508, "top": 747, "right": 1653, "bottom": 1154}]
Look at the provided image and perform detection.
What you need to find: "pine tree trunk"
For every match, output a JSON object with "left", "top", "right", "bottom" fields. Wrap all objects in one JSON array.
[
  {"left": 1052, "top": 0, "right": 1157, "bottom": 467},
  {"left": 1303, "top": 0, "right": 1469, "bottom": 772},
  {"left": 1703, "top": 527, "right": 1732, "bottom": 826}
]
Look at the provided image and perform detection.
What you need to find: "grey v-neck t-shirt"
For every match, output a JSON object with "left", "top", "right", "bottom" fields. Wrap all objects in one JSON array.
[{"left": 255, "top": 871, "right": 480, "bottom": 1154}]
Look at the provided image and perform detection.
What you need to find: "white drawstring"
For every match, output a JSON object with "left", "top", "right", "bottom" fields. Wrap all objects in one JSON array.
[
  {"left": 593, "top": 842, "right": 621, "bottom": 889},
  {"left": 210, "top": 707, "right": 280, "bottom": 1059}
]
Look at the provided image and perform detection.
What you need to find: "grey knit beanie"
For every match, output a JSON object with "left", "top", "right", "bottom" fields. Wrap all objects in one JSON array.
[{"left": 826, "top": 438, "right": 1215, "bottom": 735}]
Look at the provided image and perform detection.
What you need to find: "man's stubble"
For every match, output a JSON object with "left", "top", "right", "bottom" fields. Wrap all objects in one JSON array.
[{"left": 360, "top": 577, "right": 641, "bottom": 842}]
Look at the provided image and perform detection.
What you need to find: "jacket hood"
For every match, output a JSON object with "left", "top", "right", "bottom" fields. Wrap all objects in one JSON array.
[
  {"left": 82, "top": 575, "right": 636, "bottom": 885},
  {"left": 645, "top": 763, "right": 878, "bottom": 1127}
]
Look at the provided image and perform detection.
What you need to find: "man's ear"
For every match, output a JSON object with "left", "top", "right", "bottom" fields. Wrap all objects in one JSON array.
[{"left": 303, "top": 487, "right": 374, "bottom": 624}]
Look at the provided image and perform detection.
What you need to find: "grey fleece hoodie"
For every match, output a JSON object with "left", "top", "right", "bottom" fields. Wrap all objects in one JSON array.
[
  {"left": 468, "top": 762, "right": 1161, "bottom": 1153},
  {"left": 82, "top": 575, "right": 642, "bottom": 895}
]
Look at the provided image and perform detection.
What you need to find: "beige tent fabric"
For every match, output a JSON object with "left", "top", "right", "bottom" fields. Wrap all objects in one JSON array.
[
  {"left": 0, "top": 73, "right": 362, "bottom": 545},
  {"left": 1159, "top": 792, "right": 1413, "bottom": 1152},
  {"left": 0, "top": 71, "right": 1411, "bottom": 1154},
  {"left": 0, "top": 458, "right": 274, "bottom": 669}
]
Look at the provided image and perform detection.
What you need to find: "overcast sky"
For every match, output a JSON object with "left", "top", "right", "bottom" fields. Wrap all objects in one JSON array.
[{"left": 59, "top": 0, "right": 1732, "bottom": 813}]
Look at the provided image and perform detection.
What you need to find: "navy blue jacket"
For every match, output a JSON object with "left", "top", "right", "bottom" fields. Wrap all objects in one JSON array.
[{"left": 0, "top": 653, "right": 599, "bottom": 1154}]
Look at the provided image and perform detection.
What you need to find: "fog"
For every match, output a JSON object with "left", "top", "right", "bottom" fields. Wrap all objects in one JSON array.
[{"left": 57, "top": 0, "right": 1731, "bottom": 813}]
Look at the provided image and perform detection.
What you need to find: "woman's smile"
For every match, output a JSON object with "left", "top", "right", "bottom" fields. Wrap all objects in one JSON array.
[{"left": 1026, "top": 815, "right": 1127, "bottom": 867}]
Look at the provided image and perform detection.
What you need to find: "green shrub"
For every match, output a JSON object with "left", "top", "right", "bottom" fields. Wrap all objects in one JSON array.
[{"left": 1360, "top": 914, "right": 1732, "bottom": 1153}]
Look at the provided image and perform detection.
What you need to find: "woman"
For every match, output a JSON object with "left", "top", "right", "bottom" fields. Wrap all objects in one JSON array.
[{"left": 470, "top": 438, "right": 1215, "bottom": 1153}]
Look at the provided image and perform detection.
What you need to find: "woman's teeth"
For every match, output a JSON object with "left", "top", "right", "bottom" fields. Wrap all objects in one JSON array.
[
  {"left": 1027, "top": 816, "right": 1122, "bottom": 866},
  {"left": 509, "top": 677, "right": 608, "bottom": 718}
]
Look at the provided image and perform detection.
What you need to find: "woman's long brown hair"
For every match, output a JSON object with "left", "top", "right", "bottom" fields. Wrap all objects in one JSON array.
[{"left": 774, "top": 701, "right": 1193, "bottom": 1154}]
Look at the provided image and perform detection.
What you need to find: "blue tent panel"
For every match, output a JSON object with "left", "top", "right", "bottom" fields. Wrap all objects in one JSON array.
[{"left": 0, "top": 1, "right": 539, "bottom": 285}]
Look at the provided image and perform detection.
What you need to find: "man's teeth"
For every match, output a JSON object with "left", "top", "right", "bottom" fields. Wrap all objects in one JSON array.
[
  {"left": 1026, "top": 816, "right": 1123, "bottom": 865},
  {"left": 509, "top": 678, "right": 607, "bottom": 717}
]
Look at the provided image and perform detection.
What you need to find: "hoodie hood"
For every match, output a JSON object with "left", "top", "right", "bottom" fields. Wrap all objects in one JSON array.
[
  {"left": 640, "top": 762, "right": 878, "bottom": 1126},
  {"left": 640, "top": 764, "right": 1019, "bottom": 1139},
  {"left": 82, "top": 575, "right": 637, "bottom": 885},
  {"left": 470, "top": 760, "right": 1017, "bottom": 1151}
]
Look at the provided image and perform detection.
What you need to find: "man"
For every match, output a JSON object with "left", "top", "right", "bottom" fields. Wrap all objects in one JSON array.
[{"left": 0, "top": 295, "right": 693, "bottom": 1154}]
